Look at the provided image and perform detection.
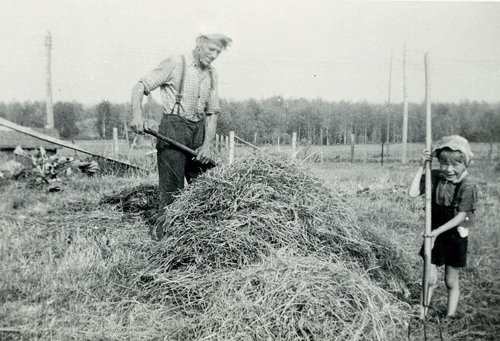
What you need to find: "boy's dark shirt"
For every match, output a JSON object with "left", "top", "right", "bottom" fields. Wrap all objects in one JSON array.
[{"left": 419, "top": 169, "right": 478, "bottom": 228}]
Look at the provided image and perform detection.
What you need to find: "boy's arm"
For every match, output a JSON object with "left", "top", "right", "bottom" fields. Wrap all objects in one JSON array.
[
  {"left": 425, "top": 212, "right": 467, "bottom": 238},
  {"left": 409, "top": 149, "right": 432, "bottom": 198},
  {"left": 408, "top": 166, "right": 424, "bottom": 197}
]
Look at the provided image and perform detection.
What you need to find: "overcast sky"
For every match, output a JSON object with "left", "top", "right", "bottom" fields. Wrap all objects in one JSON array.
[{"left": 1, "top": 0, "right": 499, "bottom": 105}]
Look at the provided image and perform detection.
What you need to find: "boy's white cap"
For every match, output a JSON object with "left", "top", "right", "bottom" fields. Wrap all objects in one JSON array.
[{"left": 432, "top": 135, "right": 473, "bottom": 165}]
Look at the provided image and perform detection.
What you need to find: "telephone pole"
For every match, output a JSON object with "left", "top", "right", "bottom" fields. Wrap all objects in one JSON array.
[
  {"left": 45, "top": 31, "right": 54, "bottom": 129},
  {"left": 386, "top": 51, "right": 393, "bottom": 157},
  {"left": 401, "top": 46, "right": 409, "bottom": 164}
]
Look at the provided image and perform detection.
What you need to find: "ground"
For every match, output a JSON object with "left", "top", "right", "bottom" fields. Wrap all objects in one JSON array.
[{"left": 1, "top": 143, "right": 499, "bottom": 340}]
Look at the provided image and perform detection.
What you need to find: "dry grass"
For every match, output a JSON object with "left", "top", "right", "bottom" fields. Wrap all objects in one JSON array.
[
  {"left": 313, "top": 160, "right": 500, "bottom": 340},
  {"left": 134, "top": 251, "right": 408, "bottom": 340},
  {"left": 1, "top": 148, "right": 498, "bottom": 340},
  {"left": 110, "top": 153, "right": 411, "bottom": 289},
  {"left": 114, "top": 152, "right": 412, "bottom": 340}
]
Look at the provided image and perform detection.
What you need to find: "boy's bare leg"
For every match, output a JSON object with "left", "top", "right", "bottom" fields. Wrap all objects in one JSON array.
[
  {"left": 420, "top": 264, "right": 438, "bottom": 319},
  {"left": 445, "top": 265, "right": 460, "bottom": 317}
]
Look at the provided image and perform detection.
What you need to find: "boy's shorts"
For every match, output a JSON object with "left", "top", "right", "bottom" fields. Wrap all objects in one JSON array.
[{"left": 420, "top": 227, "right": 468, "bottom": 267}]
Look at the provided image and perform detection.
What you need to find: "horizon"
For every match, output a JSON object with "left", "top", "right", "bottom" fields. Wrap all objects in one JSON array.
[{"left": 1, "top": 1, "right": 499, "bottom": 106}]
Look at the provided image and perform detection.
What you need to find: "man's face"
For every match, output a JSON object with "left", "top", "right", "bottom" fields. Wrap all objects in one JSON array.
[{"left": 198, "top": 39, "right": 222, "bottom": 67}]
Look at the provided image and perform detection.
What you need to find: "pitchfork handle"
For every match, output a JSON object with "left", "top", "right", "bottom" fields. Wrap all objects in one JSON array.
[{"left": 144, "top": 128, "right": 216, "bottom": 167}]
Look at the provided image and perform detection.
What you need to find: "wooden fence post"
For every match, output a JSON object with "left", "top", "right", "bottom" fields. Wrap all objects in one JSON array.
[
  {"left": 113, "top": 127, "right": 118, "bottom": 157},
  {"left": 292, "top": 132, "right": 297, "bottom": 157},
  {"left": 350, "top": 132, "right": 355, "bottom": 163},
  {"left": 229, "top": 131, "right": 235, "bottom": 165}
]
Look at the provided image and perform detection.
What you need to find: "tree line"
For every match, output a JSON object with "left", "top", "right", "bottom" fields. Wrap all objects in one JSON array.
[{"left": 1, "top": 97, "right": 499, "bottom": 148}]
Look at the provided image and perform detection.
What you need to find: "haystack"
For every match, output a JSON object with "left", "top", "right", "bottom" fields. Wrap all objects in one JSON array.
[
  {"left": 106, "top": 152, "right": 412, "bottom": 340},
  {"left": 136, "top": 251, "right": 409, "bottom": 340},
  {"left": 141, "top": 153, "right": 410, "bottom": 289}
]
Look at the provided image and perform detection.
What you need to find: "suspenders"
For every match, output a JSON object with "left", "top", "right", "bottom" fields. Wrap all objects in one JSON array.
[
  {"left": 168, "top": 54, "right": 213, "bottom": 117},
  {"left": 170, "top": 55, "right": 186, "bottom": 116}
]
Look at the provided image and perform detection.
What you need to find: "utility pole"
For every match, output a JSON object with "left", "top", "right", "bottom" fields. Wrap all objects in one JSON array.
[
  {"left": 402, "top": 46, "right": 409, "bottom": 164},
  {"left": 45, "top": 31, "right": 54, "bottom": 129},
  {"left": 386, "top": 51, "right": 393, "bottom": 157}
]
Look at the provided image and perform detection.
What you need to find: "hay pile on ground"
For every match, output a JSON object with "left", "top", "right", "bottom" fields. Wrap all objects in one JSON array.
[
  {"left": 105, "top": 152, "right": 412, "bottom": 339},
  {"left": 101, "top": 183, "right": 158, "bottom": 221},
  {"left": 145, "top": 153, "right": 410, "bottom": 288},
  {"left": 101, "top": 183, "right": 158, "bottom": 213},
  {"left": 137, "top": 251, "right": 408, "bottom": 340}
]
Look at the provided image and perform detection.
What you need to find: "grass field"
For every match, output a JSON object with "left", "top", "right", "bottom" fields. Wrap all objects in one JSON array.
[
  {"left": 1, "top": 143, "right": 499, "bottom": 340},
  {"left": 58, "top": 137, "right": 499, "bottom": 166}
]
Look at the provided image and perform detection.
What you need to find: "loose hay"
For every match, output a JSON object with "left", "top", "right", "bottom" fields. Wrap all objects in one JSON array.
[
  {"left": 101, "top": 183, "right": 159, "bottom": 222},
  {"left": 104, "top": 152, "right": 413, "bottom": 339},
  {"left": 101, "top": 183, "right": 158, "bottom": 213},
  {"left": 140, "top": 152, "right": 411, "bottom": 290},
  {"left": 136, "top": 251, "right": 409, "bottom": 341}
]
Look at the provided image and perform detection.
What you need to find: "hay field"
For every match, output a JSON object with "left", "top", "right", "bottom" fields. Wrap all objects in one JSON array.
[{"left": 0, "top": 150, "right": 499, "bottom": 340}]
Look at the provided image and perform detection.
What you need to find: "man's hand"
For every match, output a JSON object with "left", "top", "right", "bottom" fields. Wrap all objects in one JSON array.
[
  {"left": 129, "top": 113, "right": 158, "bottom": 135},
  {"left": 195, "top": 143, "right": 214, "bottom": 164},
  {"left": 129, "top": 113, "right": 145, "bottom": 134}
]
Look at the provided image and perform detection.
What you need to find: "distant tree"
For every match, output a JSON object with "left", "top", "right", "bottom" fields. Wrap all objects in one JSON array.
[
  {"left": 433, "top": 103, "right": 456, "bottom": 138},
  {"left": 478, "top": 109, "right": 500, "bottom": 162},
  {"left": 5, "top": 101, "right": 45, "bottom": 127},
  {"left": 0, "top": 102, "right": 6, "bottom": 118},
  {"left": 240, "top": 99, "right": 266, "bottom": 143},
  {"left": 261, "top": 96, "right": 285, "bottom": 145},
  {"left": 95, "top": 100, "right": 122, "bottom": 139},
  {"left": 142, "top": 95, "right": 163, "bottom": 122},
  {"left": 218, "top": 99, "right": 248, "bottom": 138},
  {"left": 54, "top": 101, "right": 82, "bottom": 139}
]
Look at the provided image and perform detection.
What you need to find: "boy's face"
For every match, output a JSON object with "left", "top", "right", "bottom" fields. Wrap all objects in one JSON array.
[{"left": 439, "top": 158, "right": 466, "bottom": 182}]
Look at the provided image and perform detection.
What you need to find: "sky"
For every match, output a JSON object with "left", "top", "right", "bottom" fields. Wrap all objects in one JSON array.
[{"left": 0, "top": 0, "right": 499, "bottom": 105}]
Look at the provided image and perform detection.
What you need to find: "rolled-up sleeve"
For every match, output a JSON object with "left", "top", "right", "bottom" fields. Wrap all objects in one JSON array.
[
  {"left": 205, "top": 68, "right": 220, "bottom": 115},
  {"left": 140, "top": 57, "right": 175, "bottom": 94}
]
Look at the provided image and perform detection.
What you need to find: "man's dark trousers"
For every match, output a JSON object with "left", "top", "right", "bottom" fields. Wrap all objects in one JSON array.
[{"left": 156, "top": 114, "right": 210, "bottom": 214}]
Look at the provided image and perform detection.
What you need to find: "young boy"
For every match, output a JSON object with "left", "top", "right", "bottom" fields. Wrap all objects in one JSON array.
[{"left": 408, "top": 135, "right": 478, "bottom": 319}]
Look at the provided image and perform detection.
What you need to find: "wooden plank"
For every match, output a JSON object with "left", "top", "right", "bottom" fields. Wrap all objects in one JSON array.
[{"left": 0, "top": 117, "right": 141, "bottom": 170}]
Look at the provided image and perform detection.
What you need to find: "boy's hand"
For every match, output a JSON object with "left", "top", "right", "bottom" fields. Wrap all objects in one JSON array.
[
  {"left": 420, "top": 149, "right": 432, "bottom": 167},
  {"left": 424, "top": 231, "right": 437, "bottom": 238},
  {"left": 423, "top": 232, "right": 436, "bottom": 249}
]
